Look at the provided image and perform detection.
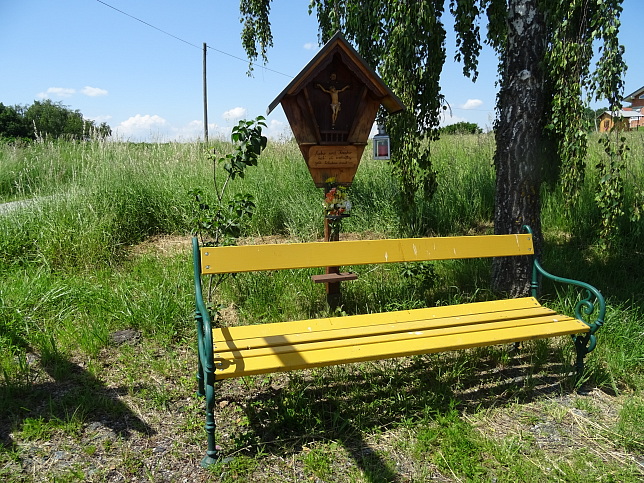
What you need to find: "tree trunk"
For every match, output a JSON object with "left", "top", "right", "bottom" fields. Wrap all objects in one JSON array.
[{"left": 492, "top": 0, "right": 547, "bottom": 296}]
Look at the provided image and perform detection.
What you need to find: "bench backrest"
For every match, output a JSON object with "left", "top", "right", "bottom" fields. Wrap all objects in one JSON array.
[{"left": 197, "top": 233, "right": 534, "bottom": 275}]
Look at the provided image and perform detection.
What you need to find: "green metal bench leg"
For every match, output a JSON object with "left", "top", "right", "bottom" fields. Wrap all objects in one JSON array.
[
  {"left": 201, "top": 376, "right": 220, "bottom": 467},
  {"left": 573, "top": 333, "right": 596, "bottom": 379},
  {"left": 196, "top": 369, "right": 205, "bottom": 398},
  {"left": 574, "top": 336, "right": 587, "bottom": 377}
]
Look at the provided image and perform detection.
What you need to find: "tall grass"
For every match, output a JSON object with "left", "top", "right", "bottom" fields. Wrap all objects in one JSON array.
[
  {"left": 427, "top": 132, "right": 496, "bottom": 234},
  {"left": 0, "top": 133, "right": 642, "bottom": 386},
  {"left": 3, "top": 133, "right": 640, "bottom": 259},
  {"left": 1, "top": 140, "right": 208, "bottom": 269}
]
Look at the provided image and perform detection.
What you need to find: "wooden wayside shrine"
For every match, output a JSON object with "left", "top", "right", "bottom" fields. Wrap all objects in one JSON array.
[
  {"left": 267, "top": 32, "right": 405, "bottom": 308},
  {"left": 267, "top": 32, "right": 404, "bottom": 187}
]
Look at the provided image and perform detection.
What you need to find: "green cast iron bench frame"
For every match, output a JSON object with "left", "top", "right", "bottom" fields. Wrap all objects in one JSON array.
[{"left": 191, "top": 226, "right": 605, "bottom": 466}]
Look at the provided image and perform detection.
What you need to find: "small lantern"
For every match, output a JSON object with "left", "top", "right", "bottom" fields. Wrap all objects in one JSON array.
[{"left": 373, "top": 124, "right": 390, "bottom": 160}]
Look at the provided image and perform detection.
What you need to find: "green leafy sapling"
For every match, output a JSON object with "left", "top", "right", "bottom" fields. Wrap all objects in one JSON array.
[
  {"left": 190, "top": 116, "right": 267, "bottom": 309},
  {"left": 190, "top": 116, "right": 267, "bottom": 247}
]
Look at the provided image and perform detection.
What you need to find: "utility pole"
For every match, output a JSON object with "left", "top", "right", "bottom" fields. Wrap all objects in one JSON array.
[{"left": 203, "top": 42, "right": 209, "bottom": 143}]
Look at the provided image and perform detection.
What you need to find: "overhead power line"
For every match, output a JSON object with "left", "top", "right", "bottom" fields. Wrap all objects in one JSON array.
[
  {"left": 96, "top": 0, "right": 200, "bottom": 49},
  {"left": 95, "top": 0, "right": 292, "bottom": 78},
  {"left": 205, "top": 47, "right": 292, "bottom": 79}
]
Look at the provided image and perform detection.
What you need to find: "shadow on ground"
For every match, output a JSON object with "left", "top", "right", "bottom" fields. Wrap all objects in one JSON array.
[
  {"left": 213, "top": 342, "right": 581, "bottom": 482},
  {"left": 0, "top": 351, "right": 155, "bottom": 454}
]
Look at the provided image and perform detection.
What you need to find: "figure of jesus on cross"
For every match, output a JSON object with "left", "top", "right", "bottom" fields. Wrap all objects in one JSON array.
[{"left": 317, "top": 82, "right": 350, "bottom": 127}]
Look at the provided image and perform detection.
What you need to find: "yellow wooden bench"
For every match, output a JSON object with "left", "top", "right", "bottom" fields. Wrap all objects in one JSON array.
[{"left": 191, "top": 226, "right": 605, "bottom": 466}]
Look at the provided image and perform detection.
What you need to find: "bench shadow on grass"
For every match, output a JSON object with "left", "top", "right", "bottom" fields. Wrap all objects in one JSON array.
[
  {"left": 220, "top": 342, "right": 575, "bottom": 482},
  {"left": 0, "top": 350, "right": 155, "bottom": 456}
]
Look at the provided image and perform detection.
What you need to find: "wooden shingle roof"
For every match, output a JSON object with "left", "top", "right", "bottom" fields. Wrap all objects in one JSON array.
[{"left": 267, "top": 32, "right": 404, "bottom": 116}]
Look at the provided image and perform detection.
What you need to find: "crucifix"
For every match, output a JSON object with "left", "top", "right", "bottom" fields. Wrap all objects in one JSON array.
[{"left": 316, "top": 76, "right": 350, "bottom": 127}]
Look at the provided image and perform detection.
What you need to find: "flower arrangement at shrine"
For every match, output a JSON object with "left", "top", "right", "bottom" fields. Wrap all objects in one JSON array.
[{"left": 323, "top": 178, "right": 352, "bottom": 219}]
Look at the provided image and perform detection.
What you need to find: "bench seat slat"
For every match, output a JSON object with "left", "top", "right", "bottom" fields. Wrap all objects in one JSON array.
[
  {"left": 211, "top": 301, "right": 589, "bottom": 379},
  {"left": 214, "top": 306, "right": 558, "bottom": 354},
  {"left": 201, "top": 234, "right": 534, "bottom": 274},
  {"left": 213, "top": 320, "right": 588, "bottom": 379},
  {"left": 213, "top": 297, "right": 543, "bottom": 341},
  {"left": 215, "top": 315, "right": 582, "bottom": 361}
]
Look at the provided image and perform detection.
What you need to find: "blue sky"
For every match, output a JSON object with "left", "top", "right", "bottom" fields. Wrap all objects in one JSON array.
[{"left": 1, "top": 0, "right": 642, "bottom": 142}]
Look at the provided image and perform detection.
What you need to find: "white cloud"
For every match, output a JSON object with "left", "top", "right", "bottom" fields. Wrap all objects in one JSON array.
[
  {"left": 113, "top": 117, "right": 226, "bottom": 142},
  {"left": 110, "top": 115, "right": 291, "bottom": 143},
  {"left": 460, "top": 99, "right": 483, "bottom": 110},
  {"left": 303, "top": 42, "right": 316, "bottom": 50},
  {"left": 177, "top": 120, "right": 211, "bottom": 140},
  {"left": 82, "top": 86, "right": 108, "bottom": 97},
  {"left": 264, "top": 119, "right": 291, "bottom": 140},
  {"left": 222, "top": 107, "right": 247, "bottom": 121},
  {"left": 120, "top": 114, "right": 167, "bottom": 129},
  {"left": 37, "top": 87, "right": 76, "bottom": 99},
  {"left": 211, "top": 118, "right": 289, "bottom": 141},
  {"left": 113, "top": 114, "right": 169, "bottom": 141},
  {"left": 36, "top": 86, "right": 109, "bottom": 99}
]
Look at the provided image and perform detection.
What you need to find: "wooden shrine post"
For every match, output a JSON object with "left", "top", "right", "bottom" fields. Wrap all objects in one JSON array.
[{"left": 267, "top": 32, "right": 404, "bottom": 308}]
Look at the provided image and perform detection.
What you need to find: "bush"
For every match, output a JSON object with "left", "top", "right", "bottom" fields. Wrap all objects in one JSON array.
[{"left": 440, "top": 122, "right": 483, "bottom": 135}]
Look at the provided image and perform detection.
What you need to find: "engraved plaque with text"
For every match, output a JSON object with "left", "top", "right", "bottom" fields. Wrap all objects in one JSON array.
[{"left": 308, "top": 146, "right": 359, "bottom": 169}]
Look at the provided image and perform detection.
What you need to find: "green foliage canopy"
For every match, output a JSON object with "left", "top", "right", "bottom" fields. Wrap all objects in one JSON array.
[
  {"left": 544, "top": 0, "right": 627, "bottom": 226},
  {"left": 0, "top": 103, "right": 29, "bottom": 139},
  {"left": 238, "top": 0, "right": 628, "bottom": 245},
  {"left": 0, "top": 100, "right": 111, "bottom": 141},
  {"left": 441, "top": 122, "right": 483, "bottom": 135}
]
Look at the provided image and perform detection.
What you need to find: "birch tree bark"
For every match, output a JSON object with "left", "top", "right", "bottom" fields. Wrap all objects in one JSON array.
[{"left": 491, "top": 0, "right": 547, "bottom": 296}]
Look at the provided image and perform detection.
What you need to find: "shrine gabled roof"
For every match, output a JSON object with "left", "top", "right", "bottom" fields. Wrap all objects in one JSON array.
[{"left": 267, "top": 31, "right": 404, "bottom": 116}]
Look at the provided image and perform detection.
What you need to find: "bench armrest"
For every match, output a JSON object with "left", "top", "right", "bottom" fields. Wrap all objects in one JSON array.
[
  {"left": 193, "top": 237, "right": 215, "bottom": 376},
  {"left": 522, "top": 225, "right": 605, "bottom": 355},
  {"left": 531, "top": 258, "right": 606, "bottom": 336}
]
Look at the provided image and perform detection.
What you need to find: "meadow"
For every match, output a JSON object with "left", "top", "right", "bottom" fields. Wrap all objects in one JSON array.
[{"left": 0, "top": 132, "right": 642, "bottom": 481}]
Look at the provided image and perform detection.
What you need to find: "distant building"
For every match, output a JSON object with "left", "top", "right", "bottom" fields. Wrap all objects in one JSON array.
[
  {"left": 625, "top": 85, "right": 644, "bottom": 109},
  {"left": 597, "top": 85, "right": 644, "bottom": 132},
  {"left": 597, "top": 109, "right": 642, "bottom": 132}
]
